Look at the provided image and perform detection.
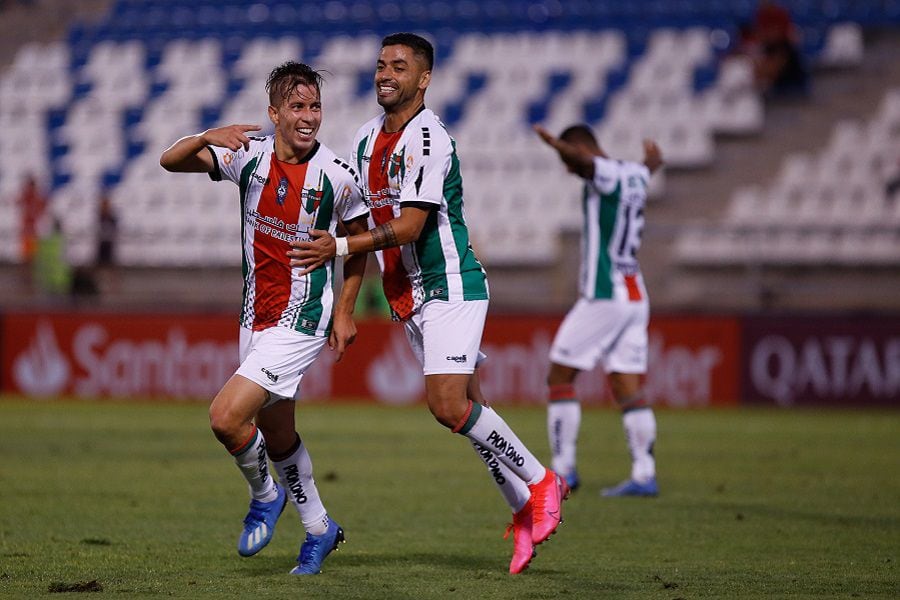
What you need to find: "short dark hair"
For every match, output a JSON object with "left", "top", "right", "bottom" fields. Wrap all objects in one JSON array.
[
  {"left": 559, "top": 124, "right": 599, "bottom": 149},
  {"left": 266, "top": 61, "right": 325, "bottom": 106},
  {"left": 382, "top": 32, "right": 434, "bottom": 70}
]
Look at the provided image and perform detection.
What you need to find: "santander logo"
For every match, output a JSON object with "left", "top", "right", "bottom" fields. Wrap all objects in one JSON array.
[
  {"left": 13, "top": 321, "right": 71, "bottom": 397},
  {"left": 367, "top": 330, "right": 423, "bottom": 404}
]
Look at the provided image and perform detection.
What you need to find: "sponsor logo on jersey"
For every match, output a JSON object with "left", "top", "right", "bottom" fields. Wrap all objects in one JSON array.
[
  {"left": 365, "top": 188, "right": 398, "bottom": 209},
  {"left": 251, "top": 172, "right": 269, "bottom": 185},
  {"left": 282, "top": 464, "right": 308, "bottom": 504},
  {"left": 303, "top": 188, "right": 323, "bottom": 213},
  {"left": 486, "top": 430, "right": 526, "bottom": 467},
  {"left": 389, "top": 151, "right": 403, "bottom": 178},
  {"left": 428, "top": 287, "right": 445, "bottom": 298},
  {"left": 446, "top": 354, "right": 468, "bottom": 363},
  {"left": 261, "top": 367, "right": 279, "bottom": 383},
  {"left": 276, "top": 177, "right": 289, "bottom": 206},
  {"left": 614, "top": 262, "right": 640, "bottom": 276},
  {"left": 300, "top": 319, "right": 317, "bottom": 331}
]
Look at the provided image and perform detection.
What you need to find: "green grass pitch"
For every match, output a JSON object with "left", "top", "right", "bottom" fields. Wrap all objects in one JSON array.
[{"left": 0, "top": 398, "right": 897, "bottom": 599}]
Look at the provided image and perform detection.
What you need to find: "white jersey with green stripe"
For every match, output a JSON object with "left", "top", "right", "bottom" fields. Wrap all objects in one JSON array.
[
  {"left": 208, "top": 136, "right": 368, "bottom": 336},
  {"left": 580, "top": 156, "right": 650, "bottom": 301},
  {"left": 351, "top": 108, "right": 488, "bottom": 321}
]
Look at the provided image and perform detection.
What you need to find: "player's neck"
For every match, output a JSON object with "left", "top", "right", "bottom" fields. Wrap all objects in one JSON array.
[
  {"left": 383, "top": 100, "right": 425, "bottom": 133},
  {"left": 274, "top": 137, "right": 319, "bottom": 164}
]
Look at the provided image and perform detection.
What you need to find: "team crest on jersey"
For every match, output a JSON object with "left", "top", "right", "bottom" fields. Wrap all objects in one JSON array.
[
  {"left": 389, "top": 151, "right": 404, "bottom": 178},
  {"left": 276, "top": 177, "right": 289, "bottom": 206},
  {"left": 304, "top": 188, "right": 323, "bottom": 212}
]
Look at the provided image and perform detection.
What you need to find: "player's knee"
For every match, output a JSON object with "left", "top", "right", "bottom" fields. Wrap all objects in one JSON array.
[
  {"left": 208, "top": 404, "right": 243, "bottom": 441},
  {"left": 426, "top": 395, "right": 465, "bottom": 429}
]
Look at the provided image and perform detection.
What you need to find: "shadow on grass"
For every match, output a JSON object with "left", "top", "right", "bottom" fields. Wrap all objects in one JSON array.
[{"left": 718, "top": 502, "right": 900, "bottom": 529}]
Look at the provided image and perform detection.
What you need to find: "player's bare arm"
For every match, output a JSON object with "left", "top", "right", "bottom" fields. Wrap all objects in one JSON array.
[
  {"left": 642, "top": 139, "right": 664, "bottom": 174},
  {"left": 533, "top": 124, "right": 596, "bottom": 179},
  {"left": 287, "top": 205, "right": 431, "bottom": 275},
  {"left": 160, "top": 124, "right": 261, "bottom": 173},
  {"left": 329, "top": 216, "right": 369, "bottom": 362}
]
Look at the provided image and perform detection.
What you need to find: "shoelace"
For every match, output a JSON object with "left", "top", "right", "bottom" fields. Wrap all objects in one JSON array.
[
  {"left": 503, "top": 523, "right": 514, "bottom": 540},
  {"left": 298, "top": 534, "right": 322, "bottom": 567}
]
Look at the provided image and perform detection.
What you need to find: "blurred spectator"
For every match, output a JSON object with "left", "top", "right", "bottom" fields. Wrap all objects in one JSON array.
[
  {"left": 19, "top": 175, "right": 46, "bottom": 268},
  {"left": 33, "top": 217, "right": 71, "bottom": 296},
  {"left": 755, "top": 0, "right": 794, "bottom": 42},
  {"left": 755, "top": 1, "right": 808, "bottom": 97},
  {"left": 96, "top": 191, "right": 118, "bottom": 267},
  {"left": 734, "top": 1, "right": 809, "bottom": 98},
  {"left": 355, "top": 271, "right": 391, "bottom": 319}
]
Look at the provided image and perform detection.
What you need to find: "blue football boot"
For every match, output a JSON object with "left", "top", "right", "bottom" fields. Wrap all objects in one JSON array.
[
  {"left": 238, "top": 483, "right": 287, "bottom": 557},
  {"left": 290, "top": 518, "right": 345, "bottom": 575},
  {"left": 564, "top": 470, "right": 581, "bottom": 493},
  {"left": 601, "top": 477, "right": 658, "bottom": 497}
]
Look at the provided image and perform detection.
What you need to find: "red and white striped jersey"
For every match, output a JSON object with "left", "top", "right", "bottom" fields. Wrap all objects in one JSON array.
[
  {"left": 351, "top": 108, "right": 488, "bottom": 321},
  {"left": 209, "top": 136, "right": 368, "bottom": 335}
]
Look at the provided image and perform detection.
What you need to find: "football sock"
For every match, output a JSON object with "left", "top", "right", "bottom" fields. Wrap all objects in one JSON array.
[
  {"left": 454, "top": 403, "right": 545, "bottom": 485},
  {"left": 229, "top": 425, "right": 279, "bottom": 502},
  {"left": 271, "top": 435, "right": 329, "bottom": 535},
  {"left": 470, "top": 439, "right": 531, "bottom": 512},
  {"left": 622, "top": 406, "right": 656, "bottom": 483},
  {"left": 547, "top": 384, "right": 581, "bottom": 477}
]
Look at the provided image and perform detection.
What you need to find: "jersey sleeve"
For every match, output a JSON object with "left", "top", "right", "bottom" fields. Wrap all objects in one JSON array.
[
  {"left": 207, "top": 139, "right": 263, "bottom": 184},
  {"left": 331, "top": 159, "right": 369, "bottom": 223},
  {"left": 398, "top": 125, "right": 450, "bottom": 208},
  {"left": 591, "top": 156, "right": 621, "bottom": 194}
]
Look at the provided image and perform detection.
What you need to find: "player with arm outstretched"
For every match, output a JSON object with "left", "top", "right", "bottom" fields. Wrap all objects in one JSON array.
[
  {"left": 289, "top": 33, "right": 568, "bottom": 575},
  {"left": 160, "top": 62, "right": 369, "bottom": 575},
  {"left": 535, "top": 123, "right": 663, "bottom": 497}
]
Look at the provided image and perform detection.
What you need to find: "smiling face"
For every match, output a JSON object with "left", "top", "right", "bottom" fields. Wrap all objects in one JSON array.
[
  {"left": 375, "top": 44, "right": 430, "bottom": 116},
  {"left": 268, "top": 82, "right": 321, "bottom": 162}
]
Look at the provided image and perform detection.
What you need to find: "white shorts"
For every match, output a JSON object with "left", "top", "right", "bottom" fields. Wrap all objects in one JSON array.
[
  {"left": 404, "top": 299, "right": 488, "bottom": 375},
  {"left": 235, "top": 326, "right": 327, "bottom": 404},
  {"left": 549, "top": 297, "right": 649, "bottom": 374}
]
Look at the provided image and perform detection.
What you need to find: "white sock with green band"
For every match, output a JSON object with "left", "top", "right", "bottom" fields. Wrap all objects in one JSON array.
[
  {"left": 271, "top": 436, "right": 328, "bottom": 535},
  {"left": 454, "top": 402, "right": 545, "bottom": 485},
  {"left": 470, "top": 439, "right": 531, "bottom": 512},
  {"left": 229, "top": 426, "right": 279, "bottom": 502}
]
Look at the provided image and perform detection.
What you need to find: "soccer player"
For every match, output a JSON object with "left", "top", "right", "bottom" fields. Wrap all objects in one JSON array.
[
  {"left": 289, "top": 33, "right": 567, "bottom": 574},
  {"left": 159, "top": 62, "right": 370, "bottom": 574},
  {"left": 534, "top": 123, "right": 664, "bottom": 497}
]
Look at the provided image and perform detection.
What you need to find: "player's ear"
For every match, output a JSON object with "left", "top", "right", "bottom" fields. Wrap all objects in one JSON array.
[
  {"left": 418, "top": 70, "right": 431, "bottom": 91},
  {"left": 267, "top": 105, "right": 278, "bottom": 126}
]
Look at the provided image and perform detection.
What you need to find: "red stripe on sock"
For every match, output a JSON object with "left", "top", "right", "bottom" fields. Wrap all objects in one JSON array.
[
  {"left": 228, "top": 425, "right": 258, "bottom": 456},
  {"left": 620, "top": 399, "right": 649, "bottom": 412},
  {"left": 451, "top": 400, "right": 474, "bottom": 433},
  {"left": 549, "top": 384, "right": 576, "bottom": 401}
]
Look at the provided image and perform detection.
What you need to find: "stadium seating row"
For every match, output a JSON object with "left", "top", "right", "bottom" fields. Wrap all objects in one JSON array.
[
  {"left": 676, "top": 87, "right": 900, "bottom": 267},
  {"left": 0, "top": 0, "right": 886, "bottom": 268}
]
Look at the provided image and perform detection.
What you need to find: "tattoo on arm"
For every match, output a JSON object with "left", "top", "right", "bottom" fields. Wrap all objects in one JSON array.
[{"left": 370, "top": 222, "right": 399, "bottom": 250}]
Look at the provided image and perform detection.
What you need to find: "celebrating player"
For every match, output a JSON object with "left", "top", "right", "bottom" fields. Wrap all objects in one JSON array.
[
  {"left": 159, "top": 62, "right": 369, "bottom": 574},
  {"left": 289, "top": 33, "right": 567, "bottom": 574},
  {"left": 534, "top": 123, "right": 663, "bottom": 497}
]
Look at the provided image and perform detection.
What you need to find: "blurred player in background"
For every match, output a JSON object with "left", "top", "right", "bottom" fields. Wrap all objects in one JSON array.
[
  {"left": 535, "top": 124, "right": 663, "bottom": 498},
  {"left": 290, "top": 33, "right": 567, "bottom": 574},
  {"left": 160, "top": 62, "right": 369, "bottom": 575}
]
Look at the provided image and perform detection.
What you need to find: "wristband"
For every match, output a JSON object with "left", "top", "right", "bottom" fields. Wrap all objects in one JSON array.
[{"left": 335, "top": 236, "right": 349, "bottom": 257}]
